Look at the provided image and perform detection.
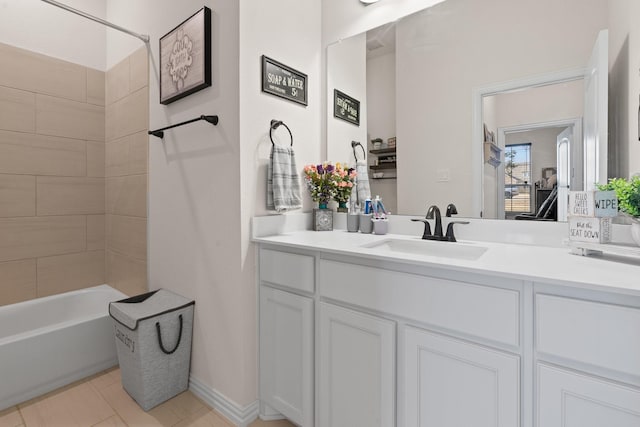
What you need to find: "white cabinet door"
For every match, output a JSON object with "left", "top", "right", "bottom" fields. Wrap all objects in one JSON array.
[
  {"left": 401, "top": 326, "right": 520, "bottom": 427},
  {"left": 318, "top": 302, "right": 395, "bottom": 427},
  {"left": 538, "top": 364, "right": 640, "bottom": 427},
  {"left": 260, "top": 286, "right": 314, "bottom": 427}
]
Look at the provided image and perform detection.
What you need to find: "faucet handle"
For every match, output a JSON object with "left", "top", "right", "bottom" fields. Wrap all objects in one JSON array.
[
  {"left": 411, "top": 218, "right": 432, "bottom": 239},
  {"left": 445, "top": 221, "right": 469, "bottom": 242},
  {"left": 446, "top": 203, "right": 458, "bottom": 217}
]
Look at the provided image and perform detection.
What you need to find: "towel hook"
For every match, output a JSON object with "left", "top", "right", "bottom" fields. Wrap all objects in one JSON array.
[
  {"left": 351, "top": 141, "right": 365, "bottom": 161},
  {"left": 270, "top": 119, "right": 293, "bottom": 147}
]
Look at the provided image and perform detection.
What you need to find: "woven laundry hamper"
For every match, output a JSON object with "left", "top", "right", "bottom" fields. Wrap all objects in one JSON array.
[{"left": 109, "top": 289, "right": 195, "bottom": 411}]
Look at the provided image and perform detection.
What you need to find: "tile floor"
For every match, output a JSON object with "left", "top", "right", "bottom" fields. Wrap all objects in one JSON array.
[{"left": 0, "top": 368, "right": 295, "bottom": 427}]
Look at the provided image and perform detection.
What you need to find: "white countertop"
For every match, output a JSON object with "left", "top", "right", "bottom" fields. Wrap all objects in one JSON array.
[{"left": 253, "top": 228, "right": 640, "bottom": 297}]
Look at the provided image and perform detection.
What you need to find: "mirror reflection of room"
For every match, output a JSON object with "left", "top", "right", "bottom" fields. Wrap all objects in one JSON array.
[
  {"left": 327, "top": 0, "right": 622, "bottom": 222},
  {"left": 481, "top": 80, "right": 584, "bottom": 221}
]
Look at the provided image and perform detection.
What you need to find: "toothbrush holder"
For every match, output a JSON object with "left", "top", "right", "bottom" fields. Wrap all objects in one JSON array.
[
  {"left": 372, "top": 218, "right": 388, "bottom": 235},
  {"left": 347, "top": 213, "right": 360, "bottom": 232},
  {"left": 359, "top": 214, "right": 373, "bottom": 233}
]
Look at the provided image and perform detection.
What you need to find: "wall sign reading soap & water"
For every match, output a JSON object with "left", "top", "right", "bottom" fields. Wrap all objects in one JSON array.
[{"left": 261, "top": 55, "right": 308, "bottom": 106}]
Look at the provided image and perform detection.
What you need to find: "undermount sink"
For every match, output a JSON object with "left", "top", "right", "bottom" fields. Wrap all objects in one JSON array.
[{"left": 361, "top": 238, "right": 488, "bottom": 261}]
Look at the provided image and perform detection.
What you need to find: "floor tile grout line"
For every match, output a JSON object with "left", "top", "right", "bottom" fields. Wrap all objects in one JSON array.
[
  {"left": 15, "top": 405, "right": 26, "bottom": 427},
  {"left": 89, "top": 375, "right": 131, "bottom": 427}
]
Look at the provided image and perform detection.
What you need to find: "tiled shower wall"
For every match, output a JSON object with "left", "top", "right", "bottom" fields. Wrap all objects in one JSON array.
[
  {"left": 105, "top": 47, "right": 149, "bottom": 297},
  {"left": 0, "top": 42, "right": 106, "bottom": 305},
  {"left": 0, "top": 43, "right": 149, "bottom": 306}
]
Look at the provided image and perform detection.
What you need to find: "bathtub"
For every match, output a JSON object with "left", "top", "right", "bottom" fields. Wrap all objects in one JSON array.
[{"left": 0, "top": 284, "right": 127, "bottom": 411}]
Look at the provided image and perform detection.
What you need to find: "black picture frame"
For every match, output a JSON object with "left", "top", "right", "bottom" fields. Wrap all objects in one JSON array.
[
  {"left": 333, "top": 89, "right": 360, "bottom": 126},
  {"left": 261, "top": 56, "right": 308, "bottom": 106},
  {"left": 159, "top": 7, "right": 212, "bottom": 105}
]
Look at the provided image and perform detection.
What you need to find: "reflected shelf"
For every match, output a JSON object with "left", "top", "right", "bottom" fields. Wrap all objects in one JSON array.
[
  {"left": 370, "top": 163, "right": 397, "bottom": 170},
  {"left": 369, "top": 147, "right": 396, "bottom": 155}
]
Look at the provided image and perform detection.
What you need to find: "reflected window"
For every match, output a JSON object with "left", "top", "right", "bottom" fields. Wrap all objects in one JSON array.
[{"left": 504, "top": 143, "right": 532, "bottom": 215}]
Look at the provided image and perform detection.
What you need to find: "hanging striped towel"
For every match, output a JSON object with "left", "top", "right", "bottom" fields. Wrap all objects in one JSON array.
[
  {"left": 267, "top": 145, "right": 302, "bottom": 213},
  {"left": 355, "top": 160, "right": 371, "bottom": 205}
]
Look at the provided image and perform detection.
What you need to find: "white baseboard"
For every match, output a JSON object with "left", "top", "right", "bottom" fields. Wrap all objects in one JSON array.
[
  {"left": 189, "top": 375, "right": 259, "bottom": 427},
  {"left": 259, "top": 401, "right": 287, "bottom": 421}
]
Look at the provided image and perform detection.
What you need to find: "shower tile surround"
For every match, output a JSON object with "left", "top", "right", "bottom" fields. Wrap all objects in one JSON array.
[
  {"left": 0, "top": 43, "right": 149, "bottom": 305},
  {"left": 105, "top": 47, "right": 149, "bottom": 297}
]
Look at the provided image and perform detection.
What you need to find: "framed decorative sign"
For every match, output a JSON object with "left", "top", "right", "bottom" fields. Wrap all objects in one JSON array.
[
  {"left": 333, "top": 89, "right": 360, "bottom": 126},
  {"left": 159, "top": 7, "right": 211, "bottom": 105},
  {"left": 261, "top": 56, "right": 308, "bottom": 105}
]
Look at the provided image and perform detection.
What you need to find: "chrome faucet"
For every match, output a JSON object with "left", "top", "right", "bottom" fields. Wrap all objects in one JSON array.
[{"left": 411, "top": 203, "right": 469, "bottom": 242}]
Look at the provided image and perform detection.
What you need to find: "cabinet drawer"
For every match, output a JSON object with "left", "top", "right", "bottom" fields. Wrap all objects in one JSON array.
[
  {"left": 536, "top": 294, "right": 640, "bottom": 378},
  {"left": 320, "top": 260, "right": 520, "bottom": 347},
  {"left": 260, "top": 248, "right": 314, "bottom": 293}
]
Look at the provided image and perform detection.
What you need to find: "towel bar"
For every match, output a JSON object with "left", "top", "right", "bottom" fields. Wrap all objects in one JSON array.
[{"left": 148, "top": 115, "right": 219, "bottom": 139}]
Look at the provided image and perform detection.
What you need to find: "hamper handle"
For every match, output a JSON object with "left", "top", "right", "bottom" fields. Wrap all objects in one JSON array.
[{"left": 156, "top": 314, "right": 183, "bottom": 355}]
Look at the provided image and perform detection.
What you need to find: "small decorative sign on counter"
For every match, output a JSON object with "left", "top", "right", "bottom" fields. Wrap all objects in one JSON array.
[
  {"left": 333, "top": 89, "right": 360, "bottom": 126},
  {"left": 568, "top": 191, "right": 618, "bottom": 217},
  {"left": 569, "top": 217, "right": 612, "bottom": 243},
  {"left": 261, "top": 56, "right": 308, "bottom": 105}
]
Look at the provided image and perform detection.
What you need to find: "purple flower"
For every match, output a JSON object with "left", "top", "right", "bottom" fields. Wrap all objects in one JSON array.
[
  {"left": 325, "top": 164, "right": 335, "bottom": 173},
  {"left": 317, "top": 164, "right": 324, "bottom": 174}
]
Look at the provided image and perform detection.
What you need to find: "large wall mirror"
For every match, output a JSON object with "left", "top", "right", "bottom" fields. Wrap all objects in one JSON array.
[{"left": 326, "top": 0, "right": 629, "bottom": 222}]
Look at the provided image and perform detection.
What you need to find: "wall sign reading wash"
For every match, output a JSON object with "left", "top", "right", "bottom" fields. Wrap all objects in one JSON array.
[
  {"left": 261, "top": 56, "right": 308, "bottom": 106},
  {"left": 333, "top": 89, "right": 360, "bottom": 126}
]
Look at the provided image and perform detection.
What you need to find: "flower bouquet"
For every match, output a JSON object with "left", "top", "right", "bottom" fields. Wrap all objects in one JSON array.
[
  {"left": 332, "top": 162, "right": 357, "bottom": 212},
  {"left": 303, "top": 163, "right": 337, "bottom": 208},
  {"left": 303, "top": 162, "right": 357, "bottom": 230}
]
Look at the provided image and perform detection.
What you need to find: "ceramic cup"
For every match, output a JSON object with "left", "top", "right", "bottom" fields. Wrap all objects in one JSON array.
[
  {"left": 372, "top": 219, "right": 388, "bottom": 235},
  {"left": 347, "top": 213, "right": 360, "bottom": 232},
  {"left": 359, "top": 214, "right": 373, "bottom": 233}
]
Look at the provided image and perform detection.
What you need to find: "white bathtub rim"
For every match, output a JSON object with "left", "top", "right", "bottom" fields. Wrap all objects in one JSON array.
[
  {"left": 0, "top": 284, "right": 125, "bottom": 346},
  {"left": 0, "top": 284, "right": 125, "bottom": 411}
]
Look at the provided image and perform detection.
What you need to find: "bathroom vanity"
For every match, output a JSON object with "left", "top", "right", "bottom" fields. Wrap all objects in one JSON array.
[{"left": 254, "top": 217, "right": 640, "bottom": 427}]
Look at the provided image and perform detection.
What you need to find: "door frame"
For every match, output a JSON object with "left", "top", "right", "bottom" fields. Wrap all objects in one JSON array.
[
  {"left": 496, "top": 118, "right": 582, "bottom": 220},
  {"left": 472, "top": 68, "right": 586, "bottom": 217}
]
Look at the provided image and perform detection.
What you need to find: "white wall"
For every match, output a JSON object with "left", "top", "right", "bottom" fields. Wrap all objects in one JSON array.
[
  {"left": 0, "top": 0, "right": 107, "bottom": 70},
  {"left": 327, "top": 34, "right": 368, "bottom": 163},
  {"left": 367, "top": 52, "right": 398, "bottom": 213},
  {"left": 322, "top": 0, "right": 445, "bottom": 47},
  {"left": 238, "top": 0, "right": 321, "bottom": 412},
  {"left": 239, "top": 0, "right": 322, "bottom": 218},
  {"left": 395, "top": 0, "right": 608, "bottom": 216},
  {"left": 492, "top": 81, "right": 584, "bottom": 131},
  {"left": 105, "top": 1, "right": 151, "bottom": 69},
  {"left": 609, "top": 0, "right": 640, "bottom": 178},
  {"left": 107, "top": 0, "right": 322, "bottom": 415},
  {"left": 106, "top": 0, "right": 250, "bottom": 409}
]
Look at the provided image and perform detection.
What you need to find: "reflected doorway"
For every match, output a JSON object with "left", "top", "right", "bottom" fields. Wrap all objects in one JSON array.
[{"left": 495, "top": 119, "right": 582, "bottom": 221}]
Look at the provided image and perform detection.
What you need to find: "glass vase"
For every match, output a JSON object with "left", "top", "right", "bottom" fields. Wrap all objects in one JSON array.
[{"left": 337, "top": 201, "right": 348, "bottom": 213}]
